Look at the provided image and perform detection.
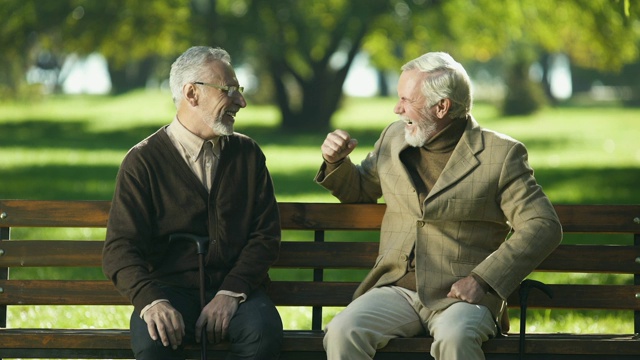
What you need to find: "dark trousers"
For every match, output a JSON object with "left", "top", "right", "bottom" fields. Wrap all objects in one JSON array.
[{"left": 130, "top": 287, "right": 283, "bottom": 360}]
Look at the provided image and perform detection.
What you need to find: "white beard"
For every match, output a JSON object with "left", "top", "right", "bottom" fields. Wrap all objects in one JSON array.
[
  {"left": 202, "top": 111, "right": 234, "bottom": 136},
  {"left": 403, "top": 117, "right": 437, "bottom": 147}
]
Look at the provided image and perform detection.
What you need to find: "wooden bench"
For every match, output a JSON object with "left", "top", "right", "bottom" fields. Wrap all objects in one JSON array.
[{"left": 0, "top": 200, "right": 639, "bottom": 359}]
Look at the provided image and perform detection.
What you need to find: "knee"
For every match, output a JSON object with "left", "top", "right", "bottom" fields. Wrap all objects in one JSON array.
[
  {"left": 324, "top": 312, "right": 357, "bottom": 344},
  {"left": 431, "top": 323, "right": 487, "bottom": 359},
  {"left": 238, "top": 313, "right": 283, "bottom": 344},
  {"left": 434, "top": 325, "right": 482, "bottom": 348},
  {"left": 228, "top": 302, "right": 283, "bottom": 359},
  {"left": 131, "top": 336, "right": 184, "bottom": 360},
  {"left": 324, "top": 313, "right": 372, "bottom": 351}
]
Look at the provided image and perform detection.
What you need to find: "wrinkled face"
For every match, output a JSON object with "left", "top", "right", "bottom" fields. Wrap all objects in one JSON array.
[
  {"left": 394, "top": 69, "right": 438, "bottom": 147},
  {"left": 197, "top": 60, "right": 246, "bottom": 136}
]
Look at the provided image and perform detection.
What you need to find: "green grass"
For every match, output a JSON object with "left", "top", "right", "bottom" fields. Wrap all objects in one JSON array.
[{"left": 2, "top": 91, "right": 639, "bottom": 342}]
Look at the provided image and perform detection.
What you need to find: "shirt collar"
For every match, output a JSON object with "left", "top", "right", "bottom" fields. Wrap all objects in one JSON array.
[{"left": 167, "top": 117, "right": 220, "bottom": 162}]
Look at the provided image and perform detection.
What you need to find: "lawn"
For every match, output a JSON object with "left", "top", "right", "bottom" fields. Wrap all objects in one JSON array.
[{"left": 1, "top": 91, "right": 639, "bottom": 341}]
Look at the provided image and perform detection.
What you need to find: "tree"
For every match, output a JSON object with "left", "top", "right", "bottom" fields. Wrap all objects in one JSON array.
[
  {"left": 362, "top": 0, "right": 639, "bottom": 115},
  {"left": 2, "top": 0, "right": 638, "bottom": 121},
  {"left": 213, "top": 0, "right": 397, "bottom": 131}
]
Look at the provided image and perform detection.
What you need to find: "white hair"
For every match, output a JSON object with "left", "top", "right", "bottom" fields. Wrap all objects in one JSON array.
[
  {"left": 169, "top": 46, "right": 231, "bottom": 108},
  {"left": 401, "top": 52, "right": 472, "bottom": 119}
]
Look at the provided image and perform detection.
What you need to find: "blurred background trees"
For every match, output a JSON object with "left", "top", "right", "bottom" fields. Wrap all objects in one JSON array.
[{"left": 1, "top": 0, "right": 638, "bottom": 130}]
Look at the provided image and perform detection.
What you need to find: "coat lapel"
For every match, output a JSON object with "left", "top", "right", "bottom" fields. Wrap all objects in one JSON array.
[{"left": 426, "top": 116, "right": 484, "bottom": 200}]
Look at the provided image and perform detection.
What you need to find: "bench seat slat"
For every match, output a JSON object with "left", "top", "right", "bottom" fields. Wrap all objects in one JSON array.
[{"left": 0, "top": 329, "right": 638, "bottom": 356}]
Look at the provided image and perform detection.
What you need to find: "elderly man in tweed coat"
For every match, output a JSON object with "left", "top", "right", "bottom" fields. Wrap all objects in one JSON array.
[{"left": 316, "top": 52, "right": 562, "bottom": 360}]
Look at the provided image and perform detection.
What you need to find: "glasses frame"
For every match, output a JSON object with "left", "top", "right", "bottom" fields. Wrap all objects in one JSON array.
[{"left": 193, "top": 81, "right": 244, "bottom": 97}]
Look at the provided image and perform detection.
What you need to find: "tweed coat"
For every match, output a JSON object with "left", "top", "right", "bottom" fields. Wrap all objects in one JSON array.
[{"left": 316, "top": 116, "right": 562, "bottom": 319}]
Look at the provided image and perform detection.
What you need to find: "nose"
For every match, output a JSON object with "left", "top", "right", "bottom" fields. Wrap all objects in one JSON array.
[
  {"left": 393, "top": 101, "right": 403, "bottom": 115},
  {"left": 235, "top": 93, "right": 247, "bottom": 108}
]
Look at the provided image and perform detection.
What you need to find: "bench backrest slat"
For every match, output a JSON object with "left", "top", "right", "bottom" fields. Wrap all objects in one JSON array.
[
  {"left": 1, "top": 280, "right": 638, "bottom": 310},
  {"left": 2, "top": 201, "right": 639, "bottom": 233},
  {"left": 1, "top": 241, "right": 639, "bottom": 274}
]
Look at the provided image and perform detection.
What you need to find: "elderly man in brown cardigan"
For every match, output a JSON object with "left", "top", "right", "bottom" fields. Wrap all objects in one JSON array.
[{"left": 316, "top": 52, "right": 562, "bottom": 360}]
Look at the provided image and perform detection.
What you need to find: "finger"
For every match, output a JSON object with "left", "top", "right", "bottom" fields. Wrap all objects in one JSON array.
[
  {"left": 214, "top": 319, "right": 224, "bottom": 344},
  {"left": 331, "top": 129, "right": 351, "bottom": 142},
  {"left": 146, "top": 319, "right": 159, "bottom": 341},
  {"left": 195, "top": 316, "right": 205, "bottom": 343},
  {"left": 165, "top": 323, "right": 179, "bottom": 350},
  {"left": 208, "top": 319, "right": 216, "bottom": 344},
  {"left": 323, "top": 134, "right": 348, "bottom": 152},
  {"left": 155, "top": 322, "right": 171, "bottom": 347},
  {"left": 220, "top": 317, "right": 230, "bottom": 342},
  {"left": 170, "top": 314, "right": 184, "bottom": 346}
]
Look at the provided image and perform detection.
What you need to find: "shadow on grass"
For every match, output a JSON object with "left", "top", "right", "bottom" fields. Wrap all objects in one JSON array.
[
  {"left": 2, "top": 164, "right": 120, "bottom": 200},
  {"left": 534, "top": 167, "right": 640, "bottom": 204},
  {"left": 1, "top": 119, "right": 162, "bottom": 151}
]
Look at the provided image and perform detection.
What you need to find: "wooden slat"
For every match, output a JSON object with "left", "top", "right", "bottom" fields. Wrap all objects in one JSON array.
[
  {"left": 0, "top": 200, "right": 110, "bottom": 228},
  {"left": 0, "top": 329, "right": 638, "bottom": 357},
  {"left": 0, "top": 240, "right": 104, "bottom": 267},
  {"left": 554, "top": 204, "right": 640, "bottom": 233},
  {"left": 0, "top": 280, "right": 128, "bottom": 305},
  {"left": 278, "top": 202, "right": 385, "bottom": 230},
  {"left": 2, "top": 240, "right": 639, "bottom": 274},
  {"left": 0, "top": 280, "right": 358, "bottom": 307},
  {"left": 0, "top": 241, "right": 378, "bottom": 268},
  {"left": 507, "top": 284, "right": 640, "bottom": 310},
  {"left": 3, "top": 201, "right": 637, "bottom": 233},
  {"left": 537, "top": 245, "right": 640, "bottom": 273},
  {"left": 268, "top": 281, "right": 357, "bottom": 306},
  {"left": 275, "top": 241, "right": 377, "bottom": 268},
  {"left": 2, "top": 280, "right": 639, "bottom": 311}
]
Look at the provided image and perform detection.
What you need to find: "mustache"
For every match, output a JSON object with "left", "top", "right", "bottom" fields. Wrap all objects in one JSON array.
[{"left": 399, "top": 116, "right": 413, "bottom": 125}]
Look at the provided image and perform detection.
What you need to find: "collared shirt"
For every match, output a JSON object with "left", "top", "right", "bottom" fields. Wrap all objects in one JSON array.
[{"left": 166, "top": 117, "right": 221, "bottom": 191}]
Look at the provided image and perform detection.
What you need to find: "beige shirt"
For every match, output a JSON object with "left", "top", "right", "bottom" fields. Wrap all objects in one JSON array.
[
  {"left": 139, "top": 117, "right": 244, "bottom": 319},
  {"left": 166, "top": 117, "right": 221, "bottom": 191}
]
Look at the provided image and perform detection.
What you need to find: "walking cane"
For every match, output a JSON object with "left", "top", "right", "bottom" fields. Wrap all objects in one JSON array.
[
  {"left": 518, "top": 279, "right": 553, "bottom": 360},
  {"left": 170, "top": 233, "right": 210, "bottom": 360}
]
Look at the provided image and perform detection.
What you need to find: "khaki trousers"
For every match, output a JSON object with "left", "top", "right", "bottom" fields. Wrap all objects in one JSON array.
[{"left": 323, "top": 286, "right": 497, "bottom": 360}]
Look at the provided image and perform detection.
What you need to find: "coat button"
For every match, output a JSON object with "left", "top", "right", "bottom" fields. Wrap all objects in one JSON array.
[
  {"left": 401, "top": 254, "right": 409, "bottom": 261},
  {"left": 416, "top": 220, "right": 425, "bottom": 227}
]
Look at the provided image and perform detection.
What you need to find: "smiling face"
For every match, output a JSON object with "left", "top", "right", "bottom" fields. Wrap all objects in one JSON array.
[
  {"left": 196, "top": 60, "right": 246, "bottom": 136},
  {"left": 394, "top": 69, "right": 439, "bottom": 147}
]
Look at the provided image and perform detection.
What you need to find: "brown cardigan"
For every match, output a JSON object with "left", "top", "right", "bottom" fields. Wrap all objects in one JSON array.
[{"left": 103, "top": 127, "right": 281, "bottom": 313}]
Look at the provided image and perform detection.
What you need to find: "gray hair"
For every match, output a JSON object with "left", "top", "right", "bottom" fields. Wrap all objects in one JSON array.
[
  {"left": 401, "top": 52, "right": 472, "bottom": 119},
  {"left": 169, "top": 46, "right": 231, "bottom": 107}
]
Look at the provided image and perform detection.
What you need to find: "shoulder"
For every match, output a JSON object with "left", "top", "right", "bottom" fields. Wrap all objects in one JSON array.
[
  {"left": 224, "top": 132, "right": 264, "bottom": 153},
  {"left": 121, "top": 127, "right": 171, "bottom": 167}
]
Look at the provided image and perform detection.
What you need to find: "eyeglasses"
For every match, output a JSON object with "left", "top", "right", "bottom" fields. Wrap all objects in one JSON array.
[{"left": 193, "top": 82, "right": 244, "bottom": 97}]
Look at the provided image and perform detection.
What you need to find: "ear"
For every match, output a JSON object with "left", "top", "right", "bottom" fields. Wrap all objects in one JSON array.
[
  {"left": 434, "top": 98, "right": 451, "bottom": 119},
  {"left": 182, "top": 83, "right": 199, "bottom": 107}
]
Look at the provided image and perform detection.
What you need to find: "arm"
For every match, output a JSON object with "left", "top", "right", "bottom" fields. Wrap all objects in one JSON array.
[
  {"left": 103, "top": 153, "right": 186, "bottom": 349},
  {"left": 473, "top": 142, "right": 563, "bottom": 300},
  {"left": 315, "top": 126, "right": 394, "bottom": 203}
]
